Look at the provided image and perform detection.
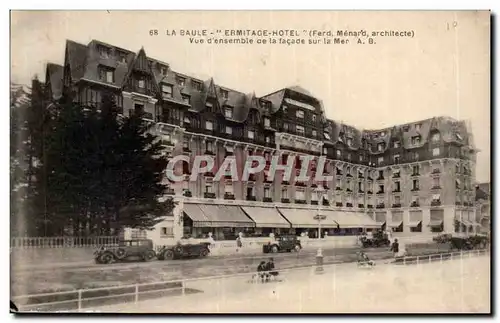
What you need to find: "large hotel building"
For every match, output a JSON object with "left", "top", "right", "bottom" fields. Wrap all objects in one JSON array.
[{"left": 36, "top": 39, "right": 481, "bottom": 243}]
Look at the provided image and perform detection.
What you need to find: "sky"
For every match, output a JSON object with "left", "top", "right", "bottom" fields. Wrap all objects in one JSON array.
[{"left": 10, "top": 10, "right": 490, "bottom": 182}]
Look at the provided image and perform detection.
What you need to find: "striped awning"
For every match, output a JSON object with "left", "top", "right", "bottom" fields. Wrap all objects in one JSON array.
[
  {"left": 457, "top": 218, "right": 473, "bottom": 226},
  {"left": 241, "top": 206, "right": 291, "bottom": 228},
  {"left": 321, "top": 211, "right": 381, "bottom": 229},
  {"left": 185, "top": 204, "right": 255, "bottom": 228},
  {"left": 407, "top": 221, "right": 422, "bottom": 227},
  {"left": 277, "top": 208, "right": 338, "bottom": 228},
  {"left": 429, "top": 220, "right": 443, "bottom": 227},
  {"left": 387, "top": 221, "right": 403, "bottom": 228}
]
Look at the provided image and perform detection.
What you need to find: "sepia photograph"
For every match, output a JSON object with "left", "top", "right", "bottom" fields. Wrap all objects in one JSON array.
[{"left": 9, "top": 10, "right": 491, "bottom": 314}]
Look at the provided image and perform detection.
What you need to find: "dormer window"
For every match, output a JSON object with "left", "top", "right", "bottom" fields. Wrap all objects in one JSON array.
[
  {"left": 380, "top": 131, "right": 386, "bottom": 137},
  {"left": 160, "top": 66, "right": 168, "bottom": 76},
  {"left": 161, "top": 84, "right": 173, "bottom": 99},
  {"left": 283, "top": 123, "right": 289, "bottom": 131},
  {"left": 347, "top": 138, "right": 353, "bottom": 146},
  {"left": 415, "top": 123, "right": 421, "bottom": 131},
  {"left": 191, "top": 80, "right": 202, "bottom": 91},
  {"left": 411, "top": 136, "right": 421, "bottom": 145},
  {"left": 431, "top": 132, "right": 441, "bottom": 142},
  {"left": 98, "top": 45, "right": 110, "bottom": 58},
  {"left": 181, "top": 95, "right": 190, "bottom": 104},
  {"left": 312, "top": 130, "right": 317, "bottom": 137},
  {"left": 224, "top": 107, "right": 233, "bottom": 118},
  {"left": 221, "top": 89, "right": 229, "bottom": 99},
  {"left": 176, "top": 76, "right": 185, "bottom": 87},
  {"left": 312, "top": 115, "right": 317, "bottom": 122},
  {"left": 117, "top": 51, "right": 127, "bottom": 63},
  {"left": 394, "top": 141, "right": 401, "bottom": 148},
  {"left": 183, "top": 116, "right": 191, "bottom": 124},
  {"left": 296, "top": 110, "right": 305, "bottom": 118},
  {"left": 98, "top": 66, "right": 114, "bottom": 83},
  {"left": 265, "top": 136, "right": 271, "bottom": 143},
  {"left": 264, "top": 117, "right": 271, "bottom": 128},
  {"left": 226, "top": 126, "right": 233, "bottom": 135},
  {"left": 377, "top": 143, "right": 384, "bottom": 152},
  {"left": 205, "top": 102, "right": 212, "bottom": 112},
  {"left": 138, "top": 78, "right": 145, "bottom": 89}
]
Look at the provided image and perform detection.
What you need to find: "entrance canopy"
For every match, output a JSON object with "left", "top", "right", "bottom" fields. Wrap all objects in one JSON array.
[
  {"left": 277, "top": 208, "right": 338, "bottom": 228},
  {"left": 184, "top": 204, "right": 255, "bottom": 228},
  {"left": 241, "top": 206, "right": 290, "bottom": 228}
]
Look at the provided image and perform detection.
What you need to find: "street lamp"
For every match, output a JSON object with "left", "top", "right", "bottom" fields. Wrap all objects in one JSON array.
[{"left": 314, "top": 186, "right": 327, "bottom": 274}]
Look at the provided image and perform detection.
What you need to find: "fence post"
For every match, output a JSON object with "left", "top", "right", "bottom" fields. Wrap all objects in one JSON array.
[
  {"left": 450, "top": 252, "right": 453, "bottom": 260},
  {"left": 440, "top": 253, "right": 443, "bottom": 264},
  {"left": 181, "top": 280, "right": 186, "bottom": 295},
  {"left": 77, "top": 289, "right": 82, "bottom": 312},
  {"left": 416, "top": 256, "right": 419, "bottom": 266},
  {"left": 403, "top": 256, "right": 406, "bottom": 266},
  {"left": 135, "top": 284, "right": 139, "bottom": 303}
]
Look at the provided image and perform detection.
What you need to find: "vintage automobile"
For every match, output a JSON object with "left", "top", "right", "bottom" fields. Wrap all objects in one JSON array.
[
  {"left": 156, "top": 242, "right": 211, "bottom": 260},
  {"left": 263, "top": 235, "right": 302, "bottom": 253},
  {"left": 360, "top": 231, "right": 391, "bottom": 248},
  {"left": 432, "top": 233, "right": 453, "bottom": 244},
  {"left": 94, "top": 239, "right": 157, "bottom": 264}
]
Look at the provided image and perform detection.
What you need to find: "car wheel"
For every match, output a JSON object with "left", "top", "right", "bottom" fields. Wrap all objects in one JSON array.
[
  {"left": 143, "top": 250, "right": 156, "bottom": 262},
  {"left": 271, "top": 245, "right": 279, "bottom": 253},
  {"left": 100, "top": 252, "right": 114, "bottom": 264},
  {"left": 294, "top": 245, "right": 301, "bottom": 252},
  {"left": 163, "top": 250, "right": 175, "bottom": 260},
  {"left": 200, "top": 248, "right": 209, "bottom": 257}
]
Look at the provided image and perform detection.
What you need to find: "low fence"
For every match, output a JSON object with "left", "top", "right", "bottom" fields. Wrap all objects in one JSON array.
[
  {"left": 12, "top": 248, "right": 489, "bottom": 312},
  {"left": 10, "top": 236, "right": 120, "bottom": 249}
]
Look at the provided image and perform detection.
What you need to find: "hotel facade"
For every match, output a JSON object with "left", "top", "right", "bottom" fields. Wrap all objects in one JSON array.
[{"left": 38, "top": 39, "right": 480, "bottom": 243}]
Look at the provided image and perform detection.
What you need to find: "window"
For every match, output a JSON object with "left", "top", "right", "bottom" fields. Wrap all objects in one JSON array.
[
  {"left": 205, "top": 102, "right": 212, "bottom": 112},
  {"left": 295, "top": 189, "right": 305, "bottom": 200},
  {"left": 98, "top": 67, "right": 114, "bottom": 83},
  {"left": 359, "top": 155, "right": 364, "bottom": 162},
  {"left": 264, "top": 117, "right": 271, "bottom": 127},
  {"left": 312, "top": 115, "right": 317, "bottom": 122},
  {"left": 393, "top": 154, "right": 400, "bottom": 163},
  {"left": 296, "top": 110, "right": 305, "bottom": 118},
  {"left": 432, "top": 177, "right": 440, "bottom": 188},
  {"left": 282, "top": 105, "right": 288, "bottom": 113},
  {"left": 162, "top": 84, "right": 173, "bottom": 98},
  {"left": 336, "top": 150, "right": 342, "bottom": 158},
  {"left": 283, "top": 123, "right": 289, "bottom": 131},
  {"left": 183, "top": 116, "right": 191, "bottom": 124},
  {"left": 411, "top": 136, "right": 421, "bottom": 145},
  {"left": 205, "top": 121, "right": 213, "bottom": 130},
  {"left": 412, "top": 179, "right": 419, "bottom": 190},
  {"left": 431, "top": 133, "right": 440, "bottom": 142},
  {"left": 394, "top": 181, "right": 401, "bottom": 192},
  {"left": 160, "top": 66, "right": 168, "bottom": 76},
  {"left": 160, "top": 227, "right": 174, "bottom": 237},
  {"left": 347, "top": 138, "right": 353, "bottom": 146},
  {"left": 394, "top": 141, "right": 401, "bottom": 148},
  {"left": 336, "top": 178, "right": 342, "bottom": 188},
  {"left": 183, "top": 138, "right": 190, "bottom": 150},
  {"left": 377, "top": 143, "right": 384, "bottom": 152},
  {"left": 226, "top": 126, "right": 232, "bottom": 135},
  {"left": 247, "top": 186, "right": 255, "bottom": 197},
  {"left": 206, "top": 141, "right": 214, "bottom": 152},
  {"left": 176, "top": 76, "right": 185, "bottom": 86},
  {"left": 205, "top": 184, "right": 214, "bottom": 193},
  {"left": 182, "top": 95, "right": 190, "bottom": 104},
  {"left": 347, "top": 153, "right": 351, "bottom": 161},
  {"left": 412, "top": 165, "right": 419, "bottom": 175},
  {"left": 394, "top": 195, "right": 401, "bottom": 204},
  {"left": 248, "top": 130, "right": 255, "bottom": 139},
  {"left": 138, "top": 78, "right": 145, "bottom": 88},
  {"left": 225, "top": 184, "right": 233, "bottom": 194},
  {"left": 264, "top": 187, "right": 271, "bottom": 198},
  {"left": 98, "top": 45, "right": 110, "bottom": 58},
  {"left": 432, "top": 148, "right": 440, "bottom": 156},
  {"left": 220, "top": 89, "right": 229, "bottom": 99},
  {"left": 224, "top": 107, "right": 233, "bottom": 118},
  {"left": 324, "top": 132, "right": 331, "bottom": 140},
  {"left": 415, "top": 123, "right": 421, "bottom": 131},
  {"left": 118, "top": 52, "right": 127, "bottom": 63},
  {"left": 378, "top": 157, "right": 384, "bottom": 165},
  {"left": 281, "top": 188, "right": 289, "bottom": 199},
  {"left": 323, "top": 147, "right": 328, "bottom": 155},
  {"left": 296, "top": 125, "right": 305, "bottom": 135},
  {"left": 191, "top": 80, "right": 202, "bottom": 91},
  {"left": 265, "top": 136, "right": 271, "bottom": 143},
  {"left": 312, "top": 130, "right": 317, "bottom": 137}
]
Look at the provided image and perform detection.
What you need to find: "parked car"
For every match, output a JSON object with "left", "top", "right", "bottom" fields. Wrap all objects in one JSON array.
[
  {"left": 94, "top": 239, "right": 156, "bottom": 264},
  {"left": 263, "top": 235, "right": 302, "bottom": 253},
  {"left": 157, "top": 242, "right": 211, "bottom": 260},
  {"left": 433, "top": 233, "right": 453, "bottom": 244},
  {"left": 360, "top": 231, "right": 391, "bottom": 248}
]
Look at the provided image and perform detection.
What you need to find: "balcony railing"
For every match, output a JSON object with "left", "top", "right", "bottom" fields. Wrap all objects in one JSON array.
[
  {"left": 392, "top": 203, "right": 401, "bottom": 208},
  {"left": 246, "top": 196, "right": 256, "bottom": 201},
  {"left": 358, "top": 189, "right": 364, "bottom": 193},
  {"left": 182, "top": 146, "right": 191, "bottom": 153},
  {"left": 411, "top": 187, "right": 420, "bottom": 192},
  {"left": 455, "top": 201, "right": 462, "bottom": 206},
  {"left": 392, "top": 189, "right": 401, "bottom": 193},
  {"left": 282, "top": 180, "right": 290, "bottom": 185},
  {"left": 295, "top": 182, "right": 306, "bottom": 187},
  {"left": 183, "top": 190, "right": 192, "bottom": 197},
  {"left": 204, "top": 192, "right": 216, "bottom": 199},
  {"left": 431, "top": 186, "right": 442, "bottom": 190},
  {"left": 367, "top": 190, "right": 373, "bottom": 194},
  {"left": 311, "top": 200, "right": 319, "bottom": 205},
  {"left": 224, "top": 193, "right": 235, "bottom": 200},
  {"left": 376, "top": 191, "right": 385, "bottom": 195},
  {"left": 165, "top": 188, "right": 175, "bottom": 195},
  {"left": 431, "top": 200, "right": 441, "bottom": 206},
  {"left": 335, "top": 187, "right": 342, "bottom": 191},
  {"left": 410, "top": 202, "right": 420, "bottom": 207},
  {"left": 392, "top": 173, "right": 400, "bottom": 178},
  {"left": 204, "top": 150, "right": 215, "bottom": 155},
  {"left": 322, "top": 199, "right": 330, "bottom": 206},
  {"left": 376, "top": 204, "right": 385, "bottom": 209},
  {"left": 358, "top": 204, "right": 364, "bottom": 208},
  {"left": 295, "top": 199, "right": 307, "bottom": 204},
  {"left": 346, "top": 203, "right": 353, "bottom": 207},
  {"left": 367, "top": 204, "right": 373, "bottom": 209},
  {"left": 281, "top": 198, "right": 290, "bottom": 203},
  {"left": 377, "top": 176, "right": 385, "bottom": 181},
  {"left": 335, "top": 202, "right": 343, "bottom": 207},
  {"left": 346, "top": 188, "right": 352, "bottom": 193},
  {"left": 432, "top": 168, "right": 441, "bottom": 174},
  {"left": 263, "top": 197, "right": 273, "bottom": 203},
  {"left": 411, "top": 172, "right": 420, "bottom": 177}
]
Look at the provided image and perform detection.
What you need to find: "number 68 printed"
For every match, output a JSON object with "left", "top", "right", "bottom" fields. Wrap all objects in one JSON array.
[{"left": 149, "top": 29, "right": 159, "bottom": 36}]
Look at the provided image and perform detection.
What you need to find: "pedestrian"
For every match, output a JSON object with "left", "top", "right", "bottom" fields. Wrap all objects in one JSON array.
[
  {"left": 236, "top": 235, "right": 243, "bottom": 252},
  {"left": 390, "top": 238, "right": 399, "bottom": 258}
]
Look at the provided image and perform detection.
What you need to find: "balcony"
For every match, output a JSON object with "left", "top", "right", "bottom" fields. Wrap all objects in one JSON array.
[
  {"left": 346, "top": 203, "right": 353, "bottom": 207},
  {"left": 264, "top": 176, "right": 273, "bottom": 183},
  {"left": 392, "top": 189, "right": 401, "bottom": 193},
  {"left": 204, "top": 192, "right": 216, "bottom": 199},
  {"left": 358, "top": 204, "right": 364, "bottom": 208},
  {"left": 377, "top": 175, "right": 385, "bottom": 181},
  {"left": 311, "top": 200, "right": 319, "bottom": 205},
  {"left": 392, "top": 203, "right": 401, "bottom": 208},
  {"left": 410, "top": 202, "right": 420, "bottom": 207},
  {"left": 322, "top": 199, "right": 330, "bottom": 206},
  {"left": 358, "top": 189, "right": 364, "bottom": 193},
  {"left": 376, "top": 204, "right": 385, "bottom": 209},
  {"left": 431, "top": 200, "right": 441, "bottom": 206},
  {"left": 367, "top": 204, "right": 373, "bottom": 209},
  {"left": 224, "top": 193, "right": 235, "bottom": 200},
  {"left": 346, "top": 188, "right": 353, "bottom": 193},
  {"left": 346, "top": 173, "right": 353, "bottom": 178},
  {"left": 295, "top": 199, "right": 307, "bottom": 204},
  {"left": 204, "top": 172, "right": 215, "bottom": 177},
  {"left": 376, "top": 190, "right": 385, "bottom": 195},
  {"left": 281, "top": 198, "right": 290, "bottom": 203},
  {"left": 335, "top": 187, "right": 342, "bottom": 191},
  {"left": 183, "top": 190, "right": 192, "bottom": 197},
  {"left": 282, "top": 180, "right": 290, "bottom": 185},
  {"left": 411, "top": 187, "right": 420, "bottom": 192},
  {"left": 431, "top": 168, "right": 441, "bottom": 174},
  {"left": 295, "top": 182, "right": 306, "bottom": 187},
  {"left": 358, "top": 173, "right": 364, "bottom": 179},
  {"left": 336, "top": 202, "right": 343, "bottom": 207},
  {"left": 455, "top": 201, "right": 462, "bottom": 206},
  {"left": 263, "top": 197, "right": 273, "bottom": 203},
  {"left": 411, "top": 172, "right": 420, "bottom": 177},
  {"left": 392, "top": 173, "right": 400, "bottom": 178},
  {"left": 431, "top": 186, "right": 441, "bottom": 190},
  {"left": 310, "top": 183, "right": 318, "bottom": 188}
]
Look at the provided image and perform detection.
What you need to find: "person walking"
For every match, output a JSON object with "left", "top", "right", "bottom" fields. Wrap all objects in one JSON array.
[{"left": 390, "top": 238, "right": 399, "bottom": 258}]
